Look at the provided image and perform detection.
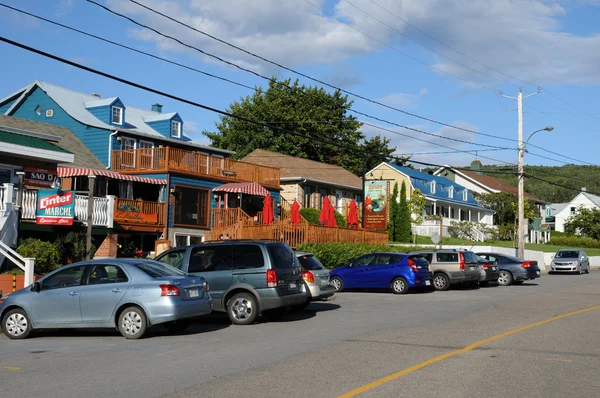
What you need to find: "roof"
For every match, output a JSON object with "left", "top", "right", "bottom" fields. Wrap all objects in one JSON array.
[
  {"left": 241, "top": 149, "right": 362, "bottom": 190},
  {"left": 58, "top": 167, "right": 166, "bottom": 185},
  {"left": 386, "top": 163, "right": 490, "bottom": 210},
  {"left": 0, "top": 128, "right": 70, "bottom": 153},
  {"left": 549, "top": 202, "right": 568, "bottom": 217},
  {"left": 0, "top": 81, "right": 234, "bottom": 155},
  {"left": 442, "top": 166, "right": 542, "bottom": 202},
  {"left": 0, "top": 115, "right": 105, "bottom": 169},
  {"left": 213, "top": 182, "right": 269, "bottom": 197},
  {"left": 582, "top": 192, "right": 600, "bottom": 207},
  {"left": 550, "top": 192, "right": 600, "bottom": 216}
]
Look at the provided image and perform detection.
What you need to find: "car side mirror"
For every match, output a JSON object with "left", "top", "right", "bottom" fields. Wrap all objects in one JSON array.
[{"left": 31, "top": 282, "right": 41, "bottom": 292}]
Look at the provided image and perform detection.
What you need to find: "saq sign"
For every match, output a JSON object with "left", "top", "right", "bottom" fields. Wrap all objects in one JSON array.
[{"left": 35, "top": 190, "right": 75, "bottom": 226}]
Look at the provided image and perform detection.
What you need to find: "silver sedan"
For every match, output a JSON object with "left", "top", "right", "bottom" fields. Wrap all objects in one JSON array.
[{"left": 0, "top": 259, "right": 212, "bottom": 340}]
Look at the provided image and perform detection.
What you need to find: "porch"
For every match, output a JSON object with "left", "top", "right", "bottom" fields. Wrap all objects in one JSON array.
[
  {"left": 415, "top": 201, "right": 495, "bottom": 241},
  {"left": 112, "top": 147, "right": 280, "bottom": 189}
]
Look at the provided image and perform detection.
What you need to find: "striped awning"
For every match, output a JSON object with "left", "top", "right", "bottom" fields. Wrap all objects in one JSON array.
[
  {"left": 213, "top": 182, "right": 269, "bottom": 197},
  {"left": 57, "top": 167, "right": 167, "bottom": 185}
]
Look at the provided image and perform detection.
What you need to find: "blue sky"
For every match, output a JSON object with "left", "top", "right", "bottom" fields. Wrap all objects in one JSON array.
[{"left": 1, "top": 0, "right": 600, "bottom": 169}]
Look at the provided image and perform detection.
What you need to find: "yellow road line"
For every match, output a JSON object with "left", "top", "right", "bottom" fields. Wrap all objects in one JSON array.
[
  {"left": 339, "top": 305, "right": 600, "bottom": 398},
  {"left": 2, "top": 366, "right": 21, "bottom": 371}
]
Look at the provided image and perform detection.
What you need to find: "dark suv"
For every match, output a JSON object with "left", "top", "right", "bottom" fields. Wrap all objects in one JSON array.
[{"left": 154, "top": 240, "right": 307, "bottom": 325}]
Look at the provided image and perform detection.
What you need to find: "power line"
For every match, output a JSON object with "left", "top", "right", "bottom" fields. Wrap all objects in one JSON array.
[
  {"left": 526, "top": 174, "right": 600, "bottom": 197},
  {"left": 0, "top": 34, "right": 520, "bottom": 178}
]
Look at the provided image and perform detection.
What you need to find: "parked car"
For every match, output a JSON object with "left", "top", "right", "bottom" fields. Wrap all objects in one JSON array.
[
  {"left": 154, "top": 240, "right": 307, "bottom": 325},
  {"left": 409, "top": 249, "right": 480, "bottom": 291},
  {"left": 549, "top": 249, "right": 590, "bottom": 274},
  {"left": 0, "top": 259, "right": 212, "bottom": 340},
  {"left": 477, "top": 257, "right": 500, "bottom": 286},
  {"left": 476, "top": 253, "right": 541, "bottom": 285},
  {"left": 294, "top": 251, "right": 336, "bottom": 309},
  {"left": 329, "top": 252, "right": 432, "bottom": 294}
]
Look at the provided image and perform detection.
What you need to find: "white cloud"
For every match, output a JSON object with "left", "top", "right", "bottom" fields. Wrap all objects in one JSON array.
[
  {"left": 378, "top": 88, "right": 427, "bottom": 107},
  {"left": 104, "top": 0, "right": 600, "bottom": 85}
]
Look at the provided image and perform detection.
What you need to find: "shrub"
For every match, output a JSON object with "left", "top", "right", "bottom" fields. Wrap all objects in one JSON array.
[
  {"left": 16, "top": 238, "right": 61, "bottom": 275},
  {"left": 296, "top": 242, "right": 423, "bottom": 269},
  {"left": 54, "top": 229, "right": 96, "bottom": 263},
  {"left": 1, "top": 269, "right": 24, "bottom": 275},
  {"left": 549, "top": 236, "right": 600, "bottom": 249},
  {"left": 299, "top": 208, "right": 347, "bottom": 228}
]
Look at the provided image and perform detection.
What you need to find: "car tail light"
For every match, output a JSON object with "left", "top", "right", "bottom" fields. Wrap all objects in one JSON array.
[
  {"left": 407, "top": 258, "right": 419, "bottom": 273},
  {"left": 302, "top": 270, "right": 315, "bottom": 283},
  {"left": 459, "top": 252, "right": 465, "bottom": 270},
  {"left": 521, "top": 262, "right": 532, "bottom": 268},
  {"left": 267, "top": 269, "right": 277, "bottom": 288},
  {"left": 160, "top": 284, "right": 180, "bottom": 296},
  {"left": 482, "top": 263, "right": 490, "bottom": 270},
  {"left": 204, "top": 281, "right": 210, "bottom": 293}
]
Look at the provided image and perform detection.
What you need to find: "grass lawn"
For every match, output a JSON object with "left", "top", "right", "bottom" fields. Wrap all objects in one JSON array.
[{"left": 405, "top": 235, "right": 600, "bottom": 256}]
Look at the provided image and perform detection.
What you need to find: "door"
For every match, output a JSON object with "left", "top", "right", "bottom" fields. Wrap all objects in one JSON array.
[
  {"left": 31, "top": 264, "right": 86, "bottom": 327},
  {"left": 366, "top": 254, "right": 400, "bottom": 288},
  {"left": 79, "top": 264, "right": 130, "bottom": 325},
  {"left": 187, "top": 244, "right": 233, "bottom": 310},
  {"left": 344, "top": 254, "right": 376, "bottom": 288}
]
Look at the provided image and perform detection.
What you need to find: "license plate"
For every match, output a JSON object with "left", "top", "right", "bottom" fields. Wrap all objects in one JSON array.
[
  {"left": 425, "top": 280, "right": 431, "bottom": 286},
  {"left": 536, "top": 271, "right": 540, "bottom": 275},
  {"left": 289, "top": 282, "right": 297, "bottom": 289},
  {"left": 469, "top": 266, "right": 475, "bottom": 270},
  {"left": 188, "top": 288, "right": 199, "bottom": 298}
]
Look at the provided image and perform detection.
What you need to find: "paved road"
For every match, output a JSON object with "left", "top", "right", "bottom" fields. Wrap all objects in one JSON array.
[{"left": 1, "top": 273, "right": 600, "bottom": 397}]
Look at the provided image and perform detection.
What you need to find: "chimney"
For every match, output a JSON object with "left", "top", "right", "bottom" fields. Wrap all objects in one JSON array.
[
  {"left": 91, "top": 93, "right": 101, "bottom": 99},
  {"left": 151, "top": 103, "right": 163, "bottom": 113},
  {"left": 582, "top": 187, "right": 587, "bottom": 192},
  {"left": 470, "top": 160, "right": 483, "bottom": 175}
]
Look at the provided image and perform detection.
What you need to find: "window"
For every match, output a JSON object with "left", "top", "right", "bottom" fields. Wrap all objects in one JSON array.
[
  {"left": 155, "top": 249, "right": 186, "bottom": 270},
  {"left": 436, "top": 252, "right": 458, "bottom": 262},
  {"left": 352, "top": 254, "right": 376, "bottom": 267},
  {"left": 139, "top": 140, "right": 154, "bottom": 149},
  {"left": 87, "top": 264, "right": 128, "bottom": 285},
  {"left": 45, "top": 109, "right": 54, "bottom": 118},
  {"left": 376, "top": 254, "right": 400, "bottom": 265},
  {"left": 121, "top": 136, "right": 136, "bottom": 150},
  {"left": 112, "top": 106, "right": 123, "bottom": 125},
  {"left": 463, "top": 190, "right": 468, "bottom": 201},
  {"left": 448, "top": 186, "right": 454, "bottom": 199},
  {"left": 421, "top": 253, "right": 433, "bottom": 263},
  {"left": 430, "top": 180, "right": 436, "bottom": 194},
  {"left": 171, "top": 120, "right": 181, "bottom": 138},
  {"left": 135, "top": 261, "right": 187, "bottom": 277},
  {"left": 266, "top": 242, "right": 296, "bottom": 269},
  {"left": 189, "top": 245, "right": 233, "bottom": 273},
  {"left": 173, "top": 185, "right": 210, "bottom": 227},
  {"left": 41, "top": 265, "right": 85, "bottom": 291},
  {"left": 174, "top": 233, "right": 204, "bottom": 247},
  {"left": 232, "top": 244, "right": 265, "bottom": 270},
  {"left": 297, "top": 255, "right": 326, "bottom": 270},
  {"left": 35, "top": 105, "right": 42, "bottom": 116},
  {"left": 570, "top": 206, "right": 576, "bottom": 215}
]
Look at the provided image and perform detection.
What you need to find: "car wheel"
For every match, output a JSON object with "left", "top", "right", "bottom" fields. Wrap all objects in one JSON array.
[
  {"left": 118, "top": 306, "right": 148, "bottom": 339},
  {"left": 497, "top": 270, "right": 513, "bottom": 286},
  {"left": 579, "top": 265, "right": 584, "bottom": 275},
  {"left": 2, "top": 308, "right": 32, "bottom": 340},
  {"left": 292, "top": 301, "right": 310, "bottom": 312},
  {"left": 390, "top": 277, "right": 409, "bottom": 294},
  {"left": 227, "top": 292, "right": 258, "bottom": 325},
  {"left": 164, "top": 320, "right": 189, "bottom": 334},
  {"left": 263, "top": 307, "right": 287, "bottom": 321},
  {"left": 586, "top": 265, "right": 591, "bottom": 274},
  {"left": 330, "top": 277, "right": 344, "bottom": 292},
  {"left": 433, "top": 273, "right": 450, "bottom": 291}
]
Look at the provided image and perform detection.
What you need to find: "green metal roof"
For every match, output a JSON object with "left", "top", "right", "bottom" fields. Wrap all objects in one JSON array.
[{"left": 0, "top": 128, "right": 71, "bottom": 153}]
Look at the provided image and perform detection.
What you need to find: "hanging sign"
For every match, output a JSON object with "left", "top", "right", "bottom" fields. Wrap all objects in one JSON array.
[
  {"left": 35, "top": 190, "right": 75, "bottom": 225},
  {"left": 25, "top": 167, "right": 58, "bottom": 187},
  {"left": 364, "top": 181, "right": 389, "bottom": 230}
]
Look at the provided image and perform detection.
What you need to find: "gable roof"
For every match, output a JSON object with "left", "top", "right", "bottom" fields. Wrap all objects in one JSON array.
[
  {"left": 382, "top": 163, "right": 490, "bottom": 210},
  {"left": 0, "top": 115, "right": 104, "bottom": 168},
  {"left": 437, "top": 166, "right": 542, "bottom": 202},
  {"left": 241, "top": 149, "right": 362, "bottom": 190},
  {"left": 0, "top": 81, "right": 233, "bottom": 155}
]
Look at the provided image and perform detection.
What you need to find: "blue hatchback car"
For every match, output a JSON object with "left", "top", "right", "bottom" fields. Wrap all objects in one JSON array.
[{"left": 329, "top": 252, "right": 433, "bottom": 294}]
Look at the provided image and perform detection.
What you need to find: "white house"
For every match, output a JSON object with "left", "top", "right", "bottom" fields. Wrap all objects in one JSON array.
[{"left": 548, "top": 190, "right": 600, "bottom": 232}]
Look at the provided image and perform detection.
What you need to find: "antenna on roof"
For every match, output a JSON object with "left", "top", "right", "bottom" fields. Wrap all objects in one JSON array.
[{"left": 91, "top": 93, "right": 101, "bottom": 99}]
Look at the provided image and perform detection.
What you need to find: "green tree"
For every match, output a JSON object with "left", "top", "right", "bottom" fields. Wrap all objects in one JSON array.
[
  {"left": 203, "top": 78, "right": 397, "bottom": 175},
  {"left": 564, "top": 207, "right": 600, "bottom": 240},
  {"left": 388, "top": 183, "right": 399, "bottom": 241},
  {"left": 474, "top": 192, "right": 536, "bottom": 240},
  {"left": 409, "top": 189, "right": 426, "bottom": 244},
  {"left": 397, "top": 181, "right": 412, "bottom": 242}
]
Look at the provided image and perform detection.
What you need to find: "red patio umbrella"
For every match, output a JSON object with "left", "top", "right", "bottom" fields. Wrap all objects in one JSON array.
[
  {"left": 291, "top": 200, "right": 302, "bottom": 225},
  {"left": 347, "top": 200, "right": 359, "bottom": 227},
  {"left": 319, "top": 196, "right": 332, "bottom": 225},
  {"left": 326, "top": 199, "right": 337, "bottom": 228},
  {"left": 262, "top": 195, "right": 274, "bottom": 225}
]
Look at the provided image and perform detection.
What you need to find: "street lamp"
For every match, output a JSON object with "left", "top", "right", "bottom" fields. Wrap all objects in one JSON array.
[{"left": 517, "top": 126, "right": 554, "bottom": 259}]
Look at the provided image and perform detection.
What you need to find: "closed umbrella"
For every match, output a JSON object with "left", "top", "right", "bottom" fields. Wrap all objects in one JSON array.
[
  {"left": 326, "top": 199, "right": 337, "bottom": 228},
  {"left": 319, "top": 196, "right": 332, "bottom": 225},
  {"left": 347, "top": 200, "right": 359, "bottom": 227},
  {"left": 263, "top": 195, "right": 274, "bottom": 225},
  {"left": 291, "top": 200, "right": 302, "bottom": 224}
]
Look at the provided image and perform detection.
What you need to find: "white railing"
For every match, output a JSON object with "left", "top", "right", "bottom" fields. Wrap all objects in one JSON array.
[
  {"left": 21, "top": 190, "right": 114, "bottom": 227},
  {"left": 0, "top": 240, "right": 35, "bottom": 287},
  {"left": 0, "top": 183, "right": 16, "bottom": 212}
]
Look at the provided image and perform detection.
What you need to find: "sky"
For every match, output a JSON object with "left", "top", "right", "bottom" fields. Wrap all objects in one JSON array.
[{"left": 1, "top": 0, "right": 600, "bottom": 170}]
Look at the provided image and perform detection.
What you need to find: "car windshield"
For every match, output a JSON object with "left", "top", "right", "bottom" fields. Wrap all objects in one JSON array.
[
  {"left": 135, "top": 262, "right": 188, "bottom": 277},
  {"left": 556, "top": 251, "right": 579, "bottom": 258},
  {"left": 297, "top": 255, "right": 325, "bottom": 270}
]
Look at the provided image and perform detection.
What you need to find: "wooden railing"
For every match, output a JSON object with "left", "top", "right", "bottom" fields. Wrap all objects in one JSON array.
[
  {"left": 114, "top": 198, "right": 166, "bottom": 228},
  {"left": 112, "top": 147, "right": 280, "bottom": 188},
  {"left": 211, "top": 208, "right": 251, "bottom": 229}
]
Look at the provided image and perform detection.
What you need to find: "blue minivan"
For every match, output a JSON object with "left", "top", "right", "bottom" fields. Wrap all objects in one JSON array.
[{"left": 329, "top": 252, "right": 433, "bottom": 294}]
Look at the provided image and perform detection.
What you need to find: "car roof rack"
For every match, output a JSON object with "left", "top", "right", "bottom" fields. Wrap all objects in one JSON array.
[{"left": 201, "top": 239, "right": 281, "bottom": 244}]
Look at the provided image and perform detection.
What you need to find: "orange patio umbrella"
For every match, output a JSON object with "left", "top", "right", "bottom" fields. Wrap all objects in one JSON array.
[{"left": 263, "top": 195, "right": 274, "bottom": 225}]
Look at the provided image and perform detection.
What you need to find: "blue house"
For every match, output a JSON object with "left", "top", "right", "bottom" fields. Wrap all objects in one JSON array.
[
  {"left": 366, "top": 162, "right": 494, "bottom": 240},
  {"left": 0, "top": 81, "right": 281, "bottom": 250}
]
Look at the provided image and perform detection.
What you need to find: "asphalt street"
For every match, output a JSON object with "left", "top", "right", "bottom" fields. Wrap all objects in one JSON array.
[{"left": 1, "top": 273, "right": 600, "bottom": 398}]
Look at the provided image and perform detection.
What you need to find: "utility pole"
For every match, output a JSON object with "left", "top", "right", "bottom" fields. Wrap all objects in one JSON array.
[{"left": 86, "top": 174, "right": 96, "bottom": 260}]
